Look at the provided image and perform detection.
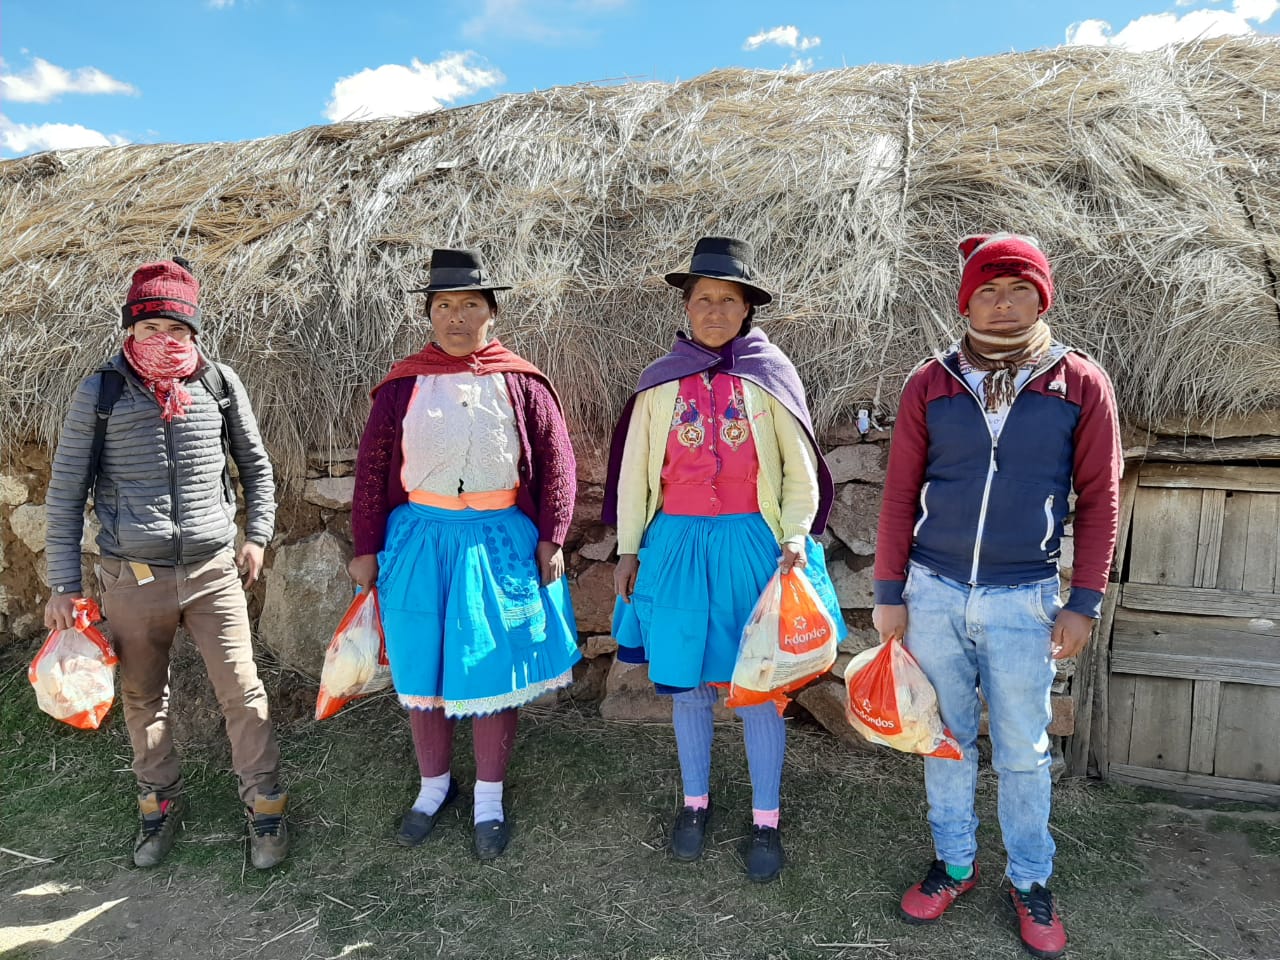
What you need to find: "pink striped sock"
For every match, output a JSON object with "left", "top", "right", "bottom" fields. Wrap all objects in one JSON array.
[
  {"left": 753, "top": 807, "right": 780, "bottom": 829},
  {"left": 683, "top": 794, "right": 709, "bottom": 811}
]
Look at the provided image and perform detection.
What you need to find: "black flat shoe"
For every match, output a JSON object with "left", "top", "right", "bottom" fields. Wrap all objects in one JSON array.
[
  {"left": 744, "top": 825, "right": 786, "bottom": 883},
  {"left": 670, "top": 802, "right": 712, "bottom": 862},
  {"left": 473, "top": 818, "right": 511, "bottom": 860},
  {"left": 395, "top": 780, "right": 458, "bottom": 847}
]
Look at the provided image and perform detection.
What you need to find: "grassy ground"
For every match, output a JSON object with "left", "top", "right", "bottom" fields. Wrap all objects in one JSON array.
[{"left": 2, "top": 645, "right": 1278, "bottom": 960}]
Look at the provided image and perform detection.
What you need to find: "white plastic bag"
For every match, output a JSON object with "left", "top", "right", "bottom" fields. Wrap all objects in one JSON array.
[
  {"left": 28, "top": 598, "right": 117, "bottom": 730},
  {"left": 315, "top": 588, "right": 392, "bottom": 720}
]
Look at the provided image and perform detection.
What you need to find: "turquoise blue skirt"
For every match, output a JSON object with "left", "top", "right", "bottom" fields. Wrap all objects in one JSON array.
[
  {"left": 611, "top": 511, "right": 846, "bottom": 692},
  {"left": 377, "top": 502, "right": 581, "bottom": 717}
]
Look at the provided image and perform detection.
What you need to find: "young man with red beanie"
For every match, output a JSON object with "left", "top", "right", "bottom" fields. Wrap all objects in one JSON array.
[
  {"left": 873, "top": 234, "right": 1121, "bottom": 958},
  {"left": 44, "top": 258, "right": 288, "bottom": 870}
]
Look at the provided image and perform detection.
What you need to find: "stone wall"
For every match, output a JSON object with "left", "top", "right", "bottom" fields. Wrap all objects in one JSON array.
[{"left": 1, "top": 431, "right": 1078, "bottom": 751}]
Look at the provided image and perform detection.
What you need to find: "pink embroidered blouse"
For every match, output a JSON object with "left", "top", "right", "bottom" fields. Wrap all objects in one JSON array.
[{"left": 661, "top": 372, "right": 760, "bottom": 517}]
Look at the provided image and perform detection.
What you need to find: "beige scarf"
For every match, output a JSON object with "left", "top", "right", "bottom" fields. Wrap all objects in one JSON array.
[{"left": 960, "top": 320, "right": 1053, "bottom": 412}]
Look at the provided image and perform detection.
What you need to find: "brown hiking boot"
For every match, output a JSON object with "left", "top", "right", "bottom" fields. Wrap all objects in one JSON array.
[
  {"left": 133, "top": 793, "right": 184, "bottom": 868},
  {"left": 247, "top": 791, "right": 289, "bottom": 870}
]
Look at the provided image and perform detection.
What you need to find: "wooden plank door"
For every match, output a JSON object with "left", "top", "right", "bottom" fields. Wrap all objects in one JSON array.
[{"left": 1106, "top": 464, "right": 1280, "bottom": 802}]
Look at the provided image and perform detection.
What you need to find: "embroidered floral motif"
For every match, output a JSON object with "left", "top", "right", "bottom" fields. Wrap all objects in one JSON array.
[
  {"left": 720, "top": 382, "right": 750, "bottom": 450},
  {"left": 673, "top": 396, "right": 705, "bottom": 448}
]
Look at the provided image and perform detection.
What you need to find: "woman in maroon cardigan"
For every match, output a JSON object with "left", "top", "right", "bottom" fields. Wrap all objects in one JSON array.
[{"left": 349, "top": 249, "right": 579, "bottom": 860}]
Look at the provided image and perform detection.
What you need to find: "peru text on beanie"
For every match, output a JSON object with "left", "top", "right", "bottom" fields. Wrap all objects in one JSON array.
[{"left": 120, "top": 258, "right": 202, "bottom": 333}]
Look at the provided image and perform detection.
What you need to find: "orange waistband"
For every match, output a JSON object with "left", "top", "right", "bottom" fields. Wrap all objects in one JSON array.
[{"left": 408, "top": 488, "right": 519, "bottom": 511}]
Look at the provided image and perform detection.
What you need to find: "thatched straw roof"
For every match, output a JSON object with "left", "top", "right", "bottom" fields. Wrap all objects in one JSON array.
[{"left": 2, "top": 38, "right": 1278, "bottom": 477}]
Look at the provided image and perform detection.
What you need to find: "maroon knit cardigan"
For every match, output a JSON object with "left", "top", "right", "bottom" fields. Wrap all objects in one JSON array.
[{"left": 351, "top": 372, "right": 576, "bottom": 556}]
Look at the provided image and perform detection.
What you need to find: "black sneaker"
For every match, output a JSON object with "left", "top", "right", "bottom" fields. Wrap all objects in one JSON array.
[
  {"left": 744, "top": 825, "right": 785, "bottom": 883},
  {"left": 133, "top": 793, "right": 185, "bottom": 868},
  {"left": 670, "top": 803, "right": 712, "bottom": 862}
]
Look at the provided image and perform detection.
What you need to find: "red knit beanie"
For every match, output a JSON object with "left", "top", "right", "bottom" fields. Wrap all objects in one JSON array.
[
  {"left": 121, "top": 257, "right": 201, "bottom": 332},
  {"left": 957, "top": 233, "right": 1053, "bottom": 316}
]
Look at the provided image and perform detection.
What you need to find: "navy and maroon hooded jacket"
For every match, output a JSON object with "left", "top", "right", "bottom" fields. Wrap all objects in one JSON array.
[{"left": 873, "top": 342, "right": 1122, "bottom": 618}]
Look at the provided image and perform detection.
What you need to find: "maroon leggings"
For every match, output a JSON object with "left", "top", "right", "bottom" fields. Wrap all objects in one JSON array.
[{"left": 409, "top": 707, "right": 518, "bottom": 781}]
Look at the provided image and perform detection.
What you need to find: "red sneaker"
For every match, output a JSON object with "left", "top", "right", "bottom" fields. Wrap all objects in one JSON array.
[
  {"left": 899, "top": 860, "right": 979, "bottom": 924},
  {"left": 1008, "top": 884, "right": 1067, "bottom": 959}
]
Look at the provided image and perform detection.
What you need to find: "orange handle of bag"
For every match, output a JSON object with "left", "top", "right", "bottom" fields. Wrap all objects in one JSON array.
[{"left": 72, "top": 598, "right": 117, "bottom": 663}]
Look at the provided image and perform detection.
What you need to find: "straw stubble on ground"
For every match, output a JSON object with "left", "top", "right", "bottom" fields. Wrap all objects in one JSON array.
[{"left": 2, "top": 646, "right": 1278, "bottom": 960}]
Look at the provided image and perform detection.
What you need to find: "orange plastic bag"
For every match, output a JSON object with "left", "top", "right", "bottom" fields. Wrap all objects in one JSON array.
[
  {"left": 28, "top": 598, "right": 117, "bottom": 730},
  {"left": 727, "top": 568, "right": 839, "bottom": 712},
  {"left": 843, "top": 638, "right": 963, "bottom": 760},
  {"left": 315, "top": 588, "right": 391, "bottom": 720}
]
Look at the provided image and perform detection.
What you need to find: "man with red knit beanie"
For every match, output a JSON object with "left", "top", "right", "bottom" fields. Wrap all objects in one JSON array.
[
  {"left": 44, "top": 257, "right": 288, "bottom": 871},
  {"left": 873, "top": 233, "right": 1121, "bottom": 958}
]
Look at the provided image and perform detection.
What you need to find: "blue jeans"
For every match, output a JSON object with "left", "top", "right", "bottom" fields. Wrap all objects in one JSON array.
[{"left": 902, "top": 561, "right": 1060, "bottom": 888}]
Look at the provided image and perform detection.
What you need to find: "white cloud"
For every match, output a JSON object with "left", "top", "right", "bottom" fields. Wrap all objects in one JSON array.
[
  {"left": 744, "top": 25, "right": 821, "bottom": 52},
  {"left": 207, "top": 0, "right": 236, "bottom": 7},
  {"left": 0, "top": 113, "right": 128, "bottom": 154},
  {"left": 782, "top": 57, "right": 816, "bottom": 74},
  {"left": 0, "top": 57, "right": 136, "bottom": 104},
  {"left": 1235, "top": 0, "right": 1279, "bottom": 18},
  {"left": 324, "top": 53, "right": 504, "bottom": 122},
  {"left": 1067, "top": 0, "right": 1278, "bottom": 51}
]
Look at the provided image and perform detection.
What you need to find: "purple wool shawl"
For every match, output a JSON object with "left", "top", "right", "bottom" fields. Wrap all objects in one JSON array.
[
  {"left": 351, "top": 371, "right": 576, "bottom": 556},
  {"left": 601, "top": 328, "right": 834, "bottom": 533}
]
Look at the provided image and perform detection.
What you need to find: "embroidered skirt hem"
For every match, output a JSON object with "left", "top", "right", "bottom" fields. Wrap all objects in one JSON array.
[{"left": 399, "top": 667, "right": 575, "bottom": 717}]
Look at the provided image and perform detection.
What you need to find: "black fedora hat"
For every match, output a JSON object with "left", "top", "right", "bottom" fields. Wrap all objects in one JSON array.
[
  {"left": 407, "top": 248, "right": 512, "bottom": 294},
  {"left": 664, "top": 236, "right": 773, "bottom": 306}
]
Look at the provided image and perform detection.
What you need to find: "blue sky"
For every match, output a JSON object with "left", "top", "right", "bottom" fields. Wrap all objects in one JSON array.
[{"left": 1, "top": 0, "right": 1276, "bottom": 156}]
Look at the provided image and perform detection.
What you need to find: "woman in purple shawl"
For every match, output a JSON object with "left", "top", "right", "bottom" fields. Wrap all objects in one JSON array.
[{"left": 603, "top": 236, "right": 845, "bottom": 883}]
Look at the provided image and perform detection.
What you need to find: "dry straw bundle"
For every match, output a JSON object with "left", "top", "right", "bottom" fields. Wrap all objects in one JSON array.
[{"left": 1, "top": 38, "right": 1278, "bottom": 478}]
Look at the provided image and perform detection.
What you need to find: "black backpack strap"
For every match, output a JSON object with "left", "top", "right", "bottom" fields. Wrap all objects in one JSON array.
[
  {"left": 198, "top": 363, "right": 238, "bottom": 510},
  {"left": 90, "top": 369, "right": 125, "bottom": 483},
  {"left": 198, "top": 362, "right": 231, "bottom": 412},
  {"left": 198, "top": 361, "right": 233, "bottom": 453}
]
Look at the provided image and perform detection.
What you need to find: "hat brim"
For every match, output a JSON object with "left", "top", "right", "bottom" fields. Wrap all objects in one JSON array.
[
  {"left": 406, "top": 284, "right": 513, "bottom": 294},
  {"left": 664, "top": 271, "right": 773, "bottom": 306}
]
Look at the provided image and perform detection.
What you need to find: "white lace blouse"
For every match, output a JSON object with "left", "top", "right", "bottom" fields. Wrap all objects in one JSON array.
[{"left": 400, "top": 373, "right": 520, "bottom": 495}]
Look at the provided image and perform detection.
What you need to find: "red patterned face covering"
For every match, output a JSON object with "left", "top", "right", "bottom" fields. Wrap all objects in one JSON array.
[{"left": 123, "top": 333, "right": 200, "bottom": 420}]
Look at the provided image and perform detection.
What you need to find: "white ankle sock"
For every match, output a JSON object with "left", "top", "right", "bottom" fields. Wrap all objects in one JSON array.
[
  {"left": 474, "top": 779, "right": 504, "bottom": 824},
  {"left": 412, "top": 772, "right": 451, "bottom": 815}
]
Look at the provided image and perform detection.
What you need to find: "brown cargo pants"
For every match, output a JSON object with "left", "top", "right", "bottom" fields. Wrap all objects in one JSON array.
[{"left": 97, "top": 549, "right": 281, "bottom": 805}]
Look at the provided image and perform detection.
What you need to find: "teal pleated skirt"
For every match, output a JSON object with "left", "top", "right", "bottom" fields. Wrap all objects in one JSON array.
[
  {"left": 377, "top": 502, "right": 581, "bottom": 716},
  {"left": 611, "top": 511, "right": 846, "bottom": 692}
]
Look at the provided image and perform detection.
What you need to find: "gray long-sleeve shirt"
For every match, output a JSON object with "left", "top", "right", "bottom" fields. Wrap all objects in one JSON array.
[{"left": 45, "top": 352, "right": 276, "bottom": 593}]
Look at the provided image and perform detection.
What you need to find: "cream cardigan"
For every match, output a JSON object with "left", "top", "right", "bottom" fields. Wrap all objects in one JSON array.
[{"left": 615, "top": 378, "right": 820, "bottom": 554}]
